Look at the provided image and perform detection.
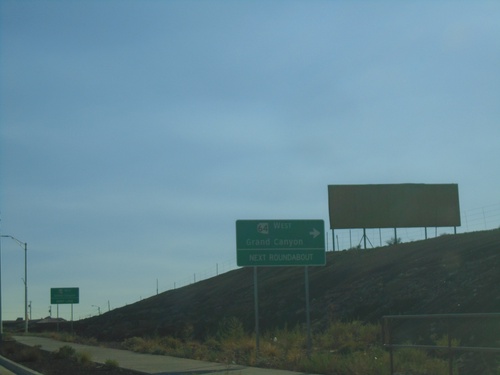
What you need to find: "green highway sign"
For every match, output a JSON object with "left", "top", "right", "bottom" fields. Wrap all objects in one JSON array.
[
  {"left": 236, "top": 220, "right": 325, "bottom": 266},
  {"left": 51, "top": 287, "right": 79, "bottom": 304}
]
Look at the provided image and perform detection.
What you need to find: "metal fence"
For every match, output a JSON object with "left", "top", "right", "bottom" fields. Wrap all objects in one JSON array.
[
  {"left": 382, "top": 313, "right": 500, "bottom": 375},
  {"left": 330, "top": 203, "right": 500, "bottom": 251}
]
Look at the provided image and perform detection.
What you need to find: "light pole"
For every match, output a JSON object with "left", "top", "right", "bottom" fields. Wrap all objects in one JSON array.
[{"left": 0, "top": 235, "right": 28, "bottom": 334}]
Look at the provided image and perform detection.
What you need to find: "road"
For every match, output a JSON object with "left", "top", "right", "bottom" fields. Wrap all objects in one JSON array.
[{"left": 13, "top": 335, "right": 319, "bottom": 375}]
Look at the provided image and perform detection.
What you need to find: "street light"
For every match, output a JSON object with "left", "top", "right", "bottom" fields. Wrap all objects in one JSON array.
[{"left": 0, "top": 235, "right": 28, "bottom": 334}]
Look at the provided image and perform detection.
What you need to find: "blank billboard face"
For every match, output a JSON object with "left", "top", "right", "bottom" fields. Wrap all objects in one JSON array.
[{"left": 328, "top": 184, "right": 460, "bottom": 229}]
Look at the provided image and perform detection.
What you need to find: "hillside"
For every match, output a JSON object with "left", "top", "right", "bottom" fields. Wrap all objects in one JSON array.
[{"left": 72, "top": 229, "right": 500, "bottom": 341}]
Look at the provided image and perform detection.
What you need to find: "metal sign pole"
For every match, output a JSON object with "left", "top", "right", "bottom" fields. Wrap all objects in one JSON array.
[
  {"left": 24, "top": 242, "right": 28, "bottom": 333},
  {"left": 0, "top": 234, "right": 3, "bottom": 342},
  {"left": 305, "top": 266, "right": 311, "bottom": 357},
  {"left": 253, "top": 266, "right": 260, "bottom": 356}
]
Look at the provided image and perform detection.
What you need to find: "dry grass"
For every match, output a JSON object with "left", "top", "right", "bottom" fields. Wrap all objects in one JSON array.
[{"left": 118, "top": 320, "right": 454, "bottom": 375}]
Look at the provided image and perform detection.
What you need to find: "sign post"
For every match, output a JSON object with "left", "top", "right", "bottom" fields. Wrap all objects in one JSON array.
[
  {"left": 50, "top": 287, "right": 79, "bottom": 331},
  {"left": 236, "top": 219, "right": 326, "bottom": 356}
]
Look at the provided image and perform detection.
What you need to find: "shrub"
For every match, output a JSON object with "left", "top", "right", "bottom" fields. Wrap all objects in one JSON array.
[
  {"left": 122, "top": 336, "right": 167, "bottom": 355},
  {"left": 104, "top": 359, "right": 120, "bottom": 370},
  {"left": 49, "top": 332, "right": 77, "bottom": 343},
  {"left": 76, "top": 351, "right": 92, "bottom": 365},
  {"left": 267, "top": 325, "right": 306, "bottom": 351},
  {"left": 159, "top": 336, "right": 183, "bottom": 350},
  {"left": 433, "top": 335, "right": 461, "bottom": 360},
  {"left": 119, "top": 322, "right": 454, "bottom": 374},
  {"left": 316, "top": 321, "right": 380, "bottom": 353},
  {"left": 54, "top": 345, "right": 76, "bottom": 359},
  {"left": 122, "top": 337, "right": 147, "bottom": 352},
  {"left": 18, "top": 347, "right": 42, "bottom": 362},
  {"left": 393, "top": 347, "right": 450, "bottom": 374},
  {"left": 386, "top": 237, "right": 402, "bottom": 246},
  {"left": 221, "top": 336, "right": 254, "bottom": 365},
  {"left": 80, "top": 336, "right": 98, "bottom": 346},
  {"left": 216, "top": 316, "right": 245, "bottom": 341},
  {"left": 204, "top": 337, "right": 222, "bottom": 352},
  {"left": 299, "top": 347, "right": 388, "bottom": 375},
  {"left": 1, "top": 333, "right": 13, "bottom": 341}
]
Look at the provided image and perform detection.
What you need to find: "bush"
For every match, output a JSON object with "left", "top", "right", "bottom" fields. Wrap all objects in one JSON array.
[
  {"left": 216, "top": 316, "right": 245, "bottom": 341},
  {"left": 159, "top": 336, "right": 183, "bottom": 350},
  {"left": 116, "top": 321, "right": 454, "bottom": 374},
  {"left": 315, "top": 321, "right": 380, "bottom": 353},
  {"left": 18, "top": 347, "right": 42, "bottom": 362},
  {"left": 394, "top": 347, "right": 450, "bottom": 374},
  {"left": 54, "top": 345, "right": 76, "bottom": 359},
  {"left": 386, "top": 237, "right": 402, "bottom": 246},
  {"left": 49, "top": 332, "right": 77, "bottom": 343},
  {"left": 220, "top": 336, "right": 255, "bottom": 365},
  {"left": 122, "top": 337, "right": 147, "bottom": 352},
  {"left": 104, "top": 359, "right": 120, "bottom": 370},
  {"left": 76, "top": 351, "right": 92, "bottom": 365}
]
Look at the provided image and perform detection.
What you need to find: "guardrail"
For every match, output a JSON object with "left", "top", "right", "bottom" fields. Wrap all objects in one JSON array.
[{"left": 382, "top": 313, "right": 500, "bottom": 375}]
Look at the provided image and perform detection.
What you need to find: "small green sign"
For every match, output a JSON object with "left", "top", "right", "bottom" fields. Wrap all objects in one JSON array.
[
  {"left": 236, "top": 220, "right": 325, "bottom": 266},
  {"left": 51, "top": 287, "right": 79, "bottom": 304}
]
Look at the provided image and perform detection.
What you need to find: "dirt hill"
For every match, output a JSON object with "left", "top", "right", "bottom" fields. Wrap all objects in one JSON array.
[{"left": 70, "top": 229, "right": 500, "bottom": 341}]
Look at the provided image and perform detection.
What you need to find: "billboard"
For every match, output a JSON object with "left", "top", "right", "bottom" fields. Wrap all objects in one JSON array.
[{"left": 328, "top": 183, "right": 460, "bottom": 229}]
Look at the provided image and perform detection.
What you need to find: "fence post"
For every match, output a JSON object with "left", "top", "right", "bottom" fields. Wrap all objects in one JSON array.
[
  {"left": 384, "top": 317, "right": 394, "bottom": 375},
  {"left": 447, "top": 318, "right": 453, "bottom": 375}
]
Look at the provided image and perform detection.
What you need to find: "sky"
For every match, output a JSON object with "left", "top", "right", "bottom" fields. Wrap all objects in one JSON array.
[{"left": 1, "top": 1, "right": 499, "bottom": 321}]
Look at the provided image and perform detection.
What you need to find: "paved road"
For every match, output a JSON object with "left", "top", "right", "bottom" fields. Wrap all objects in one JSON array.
[{"left": 14, "top": 336, "right": 318, "bottom": 375}]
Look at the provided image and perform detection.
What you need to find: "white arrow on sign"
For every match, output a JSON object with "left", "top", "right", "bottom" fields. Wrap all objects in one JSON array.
[{"left": 309, "top": 228, "right": 320, "bottom": 239}]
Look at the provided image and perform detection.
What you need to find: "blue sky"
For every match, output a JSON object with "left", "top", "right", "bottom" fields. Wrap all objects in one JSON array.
[{"left": 1, "top": 1, "right": 499, "bottom": 321}]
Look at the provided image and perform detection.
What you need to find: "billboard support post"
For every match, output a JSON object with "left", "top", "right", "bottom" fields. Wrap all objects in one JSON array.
[{"left": 332, "top": 229, "right": 335, "bottom": 251}]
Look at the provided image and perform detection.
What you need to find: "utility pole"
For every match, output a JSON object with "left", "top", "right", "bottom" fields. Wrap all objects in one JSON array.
[{"left": 0, "top": 235, "right": 28, "bottom": 334}]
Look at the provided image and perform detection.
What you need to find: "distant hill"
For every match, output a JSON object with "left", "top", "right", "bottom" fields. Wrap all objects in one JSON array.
[{"left": 72, "top": 229, "right": 500, "bottom": 341}]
